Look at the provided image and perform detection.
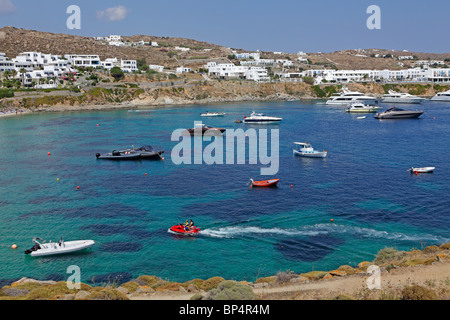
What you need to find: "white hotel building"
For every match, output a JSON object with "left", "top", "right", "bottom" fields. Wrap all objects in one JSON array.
[{"left": 205, "top": 62, "right": 269, "bottom": 82}]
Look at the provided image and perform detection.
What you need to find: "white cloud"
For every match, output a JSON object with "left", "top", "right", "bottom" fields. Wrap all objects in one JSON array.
[
  {"left": 0, "top": 0, "right": 16, "bottom": 15},
  {"left": 97, "top": 5, "right": 129, "bottom": 22}
]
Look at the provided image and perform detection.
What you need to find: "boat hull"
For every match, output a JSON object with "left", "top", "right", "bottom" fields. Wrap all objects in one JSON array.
[
  {"left": 326, "top": 99, "right": 378, "bottom": 106},
  {"left": 374, "top": 111, "right": 423, "bottom": 119},
  {"left": 251, "top": 179, "right": 279, "bottom": 187},
  {"left": 30, "top": 240, "right": 95, "bottom": 257},
  {"left": 410, "top": 167, "right": 435, "bottom": 173},
  {"left": 293, "top": 150, "right": 327, "bottom": 158}
]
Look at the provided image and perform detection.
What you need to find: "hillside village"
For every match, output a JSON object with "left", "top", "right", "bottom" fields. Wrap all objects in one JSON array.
[{"left": 0, "top": 26, "right": 449, "bottom": 104}]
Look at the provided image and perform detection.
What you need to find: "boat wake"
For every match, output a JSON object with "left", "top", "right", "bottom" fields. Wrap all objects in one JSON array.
[{"left": 200, "top": 224, "right": 448, "bottom": 243}]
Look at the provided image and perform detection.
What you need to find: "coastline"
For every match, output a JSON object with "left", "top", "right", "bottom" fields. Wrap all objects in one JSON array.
[
  {"left": 1, "top": 243, "right": 449, "bottom": 300},
  {"left": 1, "top": 80, "right": 447, "bottom": 117}
]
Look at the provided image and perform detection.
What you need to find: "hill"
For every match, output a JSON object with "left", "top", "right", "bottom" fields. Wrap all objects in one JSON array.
[{"left": 1, "top": 26, "right": 449, "bottom": 71}]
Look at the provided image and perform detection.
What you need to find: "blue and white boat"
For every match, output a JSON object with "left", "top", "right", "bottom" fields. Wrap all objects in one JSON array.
[{"left": 293, "top": 142, "right": 327, "bottom": 158}]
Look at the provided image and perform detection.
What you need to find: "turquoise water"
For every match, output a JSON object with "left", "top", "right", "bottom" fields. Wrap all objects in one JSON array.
[{"left": 0, "top": 100, "right": 449, "bottom": 285}]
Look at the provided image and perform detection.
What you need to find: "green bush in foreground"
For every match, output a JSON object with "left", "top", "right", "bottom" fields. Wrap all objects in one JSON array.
[{"left": 204, "top": 280, "right": 255, "bottom": 300}]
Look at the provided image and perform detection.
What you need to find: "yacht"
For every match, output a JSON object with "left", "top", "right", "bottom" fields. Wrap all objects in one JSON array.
[
  {"left": 382, "top": 90, "right": 424, "bottom": 104},
  {"left": 326, "top": 88, "right": 378, "bottom": 106},
  {"left": 430, "top": 90, "right": 450, "bottom": 102},
  {"left": 345, "top": 102, "right": 381, "bottom": 113},
  {"left": 242, "top": 111, "right": 282, "bottom": 123},
  {"left": 374, "top": 107, "right": 423, "bottom": 119}
]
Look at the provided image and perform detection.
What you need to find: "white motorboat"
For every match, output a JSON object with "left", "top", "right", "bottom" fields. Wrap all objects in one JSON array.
[
  {"left": 345, "top": 102, "right": 381, "bottom": 113},
  {"left": 326, "top": 88, "right": 378, "bottom": 106},
  {"left": 382, "top": 90, "right": 424, "bottom": 104},
  {"left": 409, "top": 167, "right": 435, "bottom": 174},
  {"left": 374, "top": 107, "right": 423, "bottom": 119},
  {"left": 293, "top": 142, "right": 327, "bottom": 158},
  {"left": 430, "top": 90, "right": 450, "bottom": 102},
  {"left": 243, "top": 111, "right": 282, "bottom": 123},
  {"left": 24, "top": 237, "right": 95, "bottom": 257},
  {"left": 200, "top": 111, "right": 226, "bottom": 117}
]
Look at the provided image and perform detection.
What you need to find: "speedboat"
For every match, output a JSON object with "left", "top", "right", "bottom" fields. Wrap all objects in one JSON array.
[
  {"left": 374, "top": 107, "right": 423, "bottom": 119},
  {"left": 382, "top": 90, "right": 424, "bottom": 104},
  {"left": 326, "top": 88, "right": 378, "bottom": 106},
  {"left": 24, "top": 237, "right": 95, "bottom": 257},
  {"left": 200, "top": 111, "right": 226, "bottom": 117},
  {"left": 242, "top": 111, "right": 282, "bottom": 123},
  {"left": 250, "top": 178, "right": 279, "bottom": 187},
  {"left": 430, "top": 90, "right": 450, "bottom": 102},
  {"left": 182, "top": 123, "right": 226, "bottom": 136},
  {"left": 345, "top": 102, "right": 381, "bottom": 113},
  {"left": 168, "top": 224, "right": 201, "bottom": 235},
  {"left": 293, "top": 142, "right": 327, "bottom": 158},
  {"left": 96, "top": 145, "right": 164, "bottom": 160},
  {"left": 408, "top": 167, "right": 435, "bottom": 174}
]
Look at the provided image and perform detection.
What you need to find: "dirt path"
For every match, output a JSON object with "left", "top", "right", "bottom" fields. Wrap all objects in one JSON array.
[{"left": 129, "top": 261, "right": 450, "bottom": 300}]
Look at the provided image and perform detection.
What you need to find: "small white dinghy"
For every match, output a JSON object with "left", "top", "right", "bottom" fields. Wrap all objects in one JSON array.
[
  {"left": 408, "top": 167, "right": 435, "bottom": 174},
  {"left": 24, "top": 237, "right": 95, "bottom": 257}
]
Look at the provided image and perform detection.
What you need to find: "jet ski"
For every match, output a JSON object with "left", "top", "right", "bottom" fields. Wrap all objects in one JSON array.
[
  {"left": 168, "top": 224, "right": 201, "bottom": 235},
  {"left": 24, "top": 237, "right": 95, "bottom": 257}
]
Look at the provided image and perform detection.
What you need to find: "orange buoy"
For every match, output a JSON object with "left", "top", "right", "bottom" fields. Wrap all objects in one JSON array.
[
  {"left": 330, "top": 219, "right": 334, "bottom": 222},
  {"left": 76, "top": 186, "right": 80, "bottom": 190},
  {"left": 145, "top": 173, "right": 147, "bottom": 176},
  {"left": 47, "top": 152, "right": 51, "bottom": 156},
  {"left": 97, "top": 124, "right": 99, "bottom": 127},
  {"left": 11, "top": 244, "right": 17, "bottom": 249},
  {"left": 290, "top": 184, "right": 293, "bottom": 188}
]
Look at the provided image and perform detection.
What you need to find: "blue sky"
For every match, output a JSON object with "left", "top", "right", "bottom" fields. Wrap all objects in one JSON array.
[{"left": 0, "top": 0, "right": 449, "bottom": 53}]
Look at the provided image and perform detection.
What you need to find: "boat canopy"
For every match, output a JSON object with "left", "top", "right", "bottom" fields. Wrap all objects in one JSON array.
[{"left": 293, "top": 142, "right": 310, "bottom": 146}]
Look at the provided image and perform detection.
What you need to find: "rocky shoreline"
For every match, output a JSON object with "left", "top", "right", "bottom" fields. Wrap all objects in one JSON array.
[
  {"left": 1, "top": 243, "right": 449, "bottom": 300},
  {"left": 1, "top": 81, "right": 448, "bottom": 115}
]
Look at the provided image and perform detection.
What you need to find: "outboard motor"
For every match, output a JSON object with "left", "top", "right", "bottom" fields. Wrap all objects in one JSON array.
[
  {"left": 24, "top": 244, "right": 41, "bottom": 255},
  {"left": 96, "top": 153, "right": 101, "bottom": 158}
]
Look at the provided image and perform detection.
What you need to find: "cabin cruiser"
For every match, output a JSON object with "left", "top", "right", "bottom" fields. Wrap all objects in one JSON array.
[
  {"left": 200, "top": 111, "right": 226, "bottom": 117},
  {"left": 293, "top": 142, "right": 327, "bottom": 158},
  {"left": 242, "top": 111, "right": 282, "bottom": 123},
  {"left": 345, "top": 102, "right": 381, "bottom": 113},
  {"left": 326, "top": 88, "right": 378, "bottom": 106},
  {"left": 182, "top": 123, "right": 226, "bottom": 136},
  {"left": 96, "top": 145, "right": 164, "bottom": 160},
  {"left": 374, "top": 107, "right": 423, "bottom": 119},
  {"left": 430, "top": 90, "right": 450, "bottom": 102},
  {"left": 24, "top": 237, "right": 95, "bottom": 257},
  {"left": 382, "top": 90, "right": 424, "bottom": 104}
]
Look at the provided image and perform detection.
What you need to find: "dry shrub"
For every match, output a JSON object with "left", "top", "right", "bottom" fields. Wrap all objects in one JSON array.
[
  {"left": 201, "top": 277, "right": 225, "bottom": 291},
  {"left": 401, "top": 285, "right": 437, "bottom": 300},
  {"left": 204, "top": 280, "right": 255, "bottom": 300}
]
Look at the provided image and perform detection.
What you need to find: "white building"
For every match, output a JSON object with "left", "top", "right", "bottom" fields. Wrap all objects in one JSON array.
[
  {"left": 245, "top": 67, "right": 270, "bottom": 82},
  {"left": 148, "top": 65, "right": 164, "bottom": 72},
  {"left": 175, "top": 66, "right": 192, "bottom": 74},
  {"left": 0, "top": 53, "right": 15, "bottom": 72},
  {"left": 174, "top": 46, "right": 190, "bottom": 52},
  {"left": 120, "top": 60, "right": 138, "bottom": 73},
  {"left": 65, "top": 54, "right": 102, "bottom": 68},
  {"left": 206, "top": 62, "right": 247, "bottom": 79}
]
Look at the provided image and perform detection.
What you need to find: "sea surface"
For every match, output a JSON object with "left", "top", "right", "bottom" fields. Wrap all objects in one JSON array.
[{"left": 0, "top": 100, "right": 449, "bottom": 286}]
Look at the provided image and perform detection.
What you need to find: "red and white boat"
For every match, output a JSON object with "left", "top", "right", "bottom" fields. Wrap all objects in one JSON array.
[
  {"left": 169, "top": 224, "right": 201, "bottom": 235},
  {"left": 409, "top": 167, "right": 435, "bottom": 174},
  {"left": 250, "top": 178, "right": 279, "bottom": 187}
]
